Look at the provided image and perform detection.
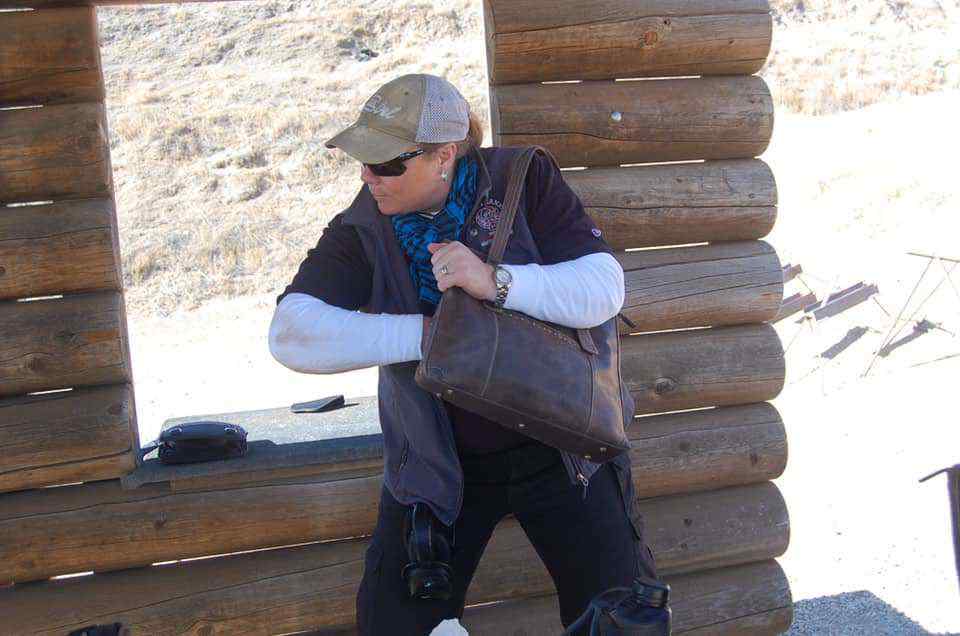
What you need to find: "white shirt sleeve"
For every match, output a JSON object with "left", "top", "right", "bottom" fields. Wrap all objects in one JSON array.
[
  {"left": 268, "top": 293, "right": 423, "bottom": 374},
  {"left": 501, "top": 251, "right": 625, "bottom": 329},
  {"left": 267, "top": 251, "right": 624, "bottom": 374}
]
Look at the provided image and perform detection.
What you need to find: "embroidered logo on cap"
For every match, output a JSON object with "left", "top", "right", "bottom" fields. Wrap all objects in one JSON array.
[
  {"left": 591, "top": 228, "right": 602, "bottom": 237},
  {"left": 362, "top": 94, "right": 402, "bottom": 119}
]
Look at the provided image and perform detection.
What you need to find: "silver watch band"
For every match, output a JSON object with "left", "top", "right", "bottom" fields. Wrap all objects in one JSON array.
[
  {"left": 494, "top": 283, "right": 509, "bottom": 306},
  {"left": 493, "top": 266, "right": 511, "bottom": 307}
]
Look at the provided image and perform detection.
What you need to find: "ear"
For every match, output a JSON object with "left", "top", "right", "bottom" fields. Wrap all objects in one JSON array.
[{"left": 444, "top": 142, "right": 458, "bottom": 166}]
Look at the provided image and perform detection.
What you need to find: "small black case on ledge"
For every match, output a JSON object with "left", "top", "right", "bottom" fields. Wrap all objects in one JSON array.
[{"left": 139, "top": 421, "right": 248, "bottom": 465}]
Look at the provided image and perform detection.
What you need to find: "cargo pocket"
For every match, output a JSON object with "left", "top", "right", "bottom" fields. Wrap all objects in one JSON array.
[
  {"left": 610, "top": 454, "right": 644, "bottom": 544},
  {"left": 357, "top": 541, "right": 384, "bottom": 633},
  {"left": 610, "top": 455, "right": 658, "bottom": 578}
]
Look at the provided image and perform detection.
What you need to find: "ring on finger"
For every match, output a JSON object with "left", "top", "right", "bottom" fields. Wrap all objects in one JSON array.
[{"left": 440, "top": 264, "right": 450, "bottom": 276}]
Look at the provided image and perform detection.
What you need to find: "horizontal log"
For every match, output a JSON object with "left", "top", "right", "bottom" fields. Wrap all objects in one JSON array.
[
  {"left": 640, "top": 482, "right": 787, "bottom": 577},
  {"left": 0, "top": 198, "right": 121, "bottom": 301},
  {"left": 1, "top": 555, "right": 791, "bottom": 635},
  {"left": 459, "top": 560, "right": 792, "bottom": 635},
  {"left": 484, "top": 0, "right": 772, "bottom": 84},
  {"left": 0, "top": 475, "right": 380, "bottom": 584},
  {"left": 0, "top": 102, "right": 111, "bottom": 205},
  {"left": 0, "top": 7, "right": 104, "bottom": 107},
  {"left": 0, "top": 440, "right": 787, "bottom": 583},
  {"left": 0, "top": 540, "right": 368, "bottom": 635},
  {"left": 615, "top": 240, "right": 783, "bottom": 333},
  {"left": 0, "top": 384, "right": 137, "bottom": 494},
  {"left": 132, "top": 401, "right": 784, "bottom": 503},
  {"left": 630, "top": 403, "right": 785, "bottom": 499},
  {"left": 565, "top": 159, "right": 777, "bottom": 250},
  {"left": 622, "top": 323, "right": 784, "bottom": 415},
  {"left": 0, "top": 483, "right": 787, "bottom": 629},
  {"left": 486, "top": 0, "right": 772, "bottom": 32},
  {"left": 492, "top": 76, "right": 773, "bottom": 167},
  {"left": 0, "top": 291, "right": 130, "bottom": 397}
]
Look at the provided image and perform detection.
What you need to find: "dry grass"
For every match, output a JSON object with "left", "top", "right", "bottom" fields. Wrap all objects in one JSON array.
[
  {"left": 762, "top": 0, "right": 960, "bottom": 115},
  {"left": 95, "top": 0, "right": 960, "bottom": 318}
]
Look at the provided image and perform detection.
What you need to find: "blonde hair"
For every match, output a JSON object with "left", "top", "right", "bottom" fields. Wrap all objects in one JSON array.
[{"left": 418, "top": 109, "right": 485, "bottom": 159}]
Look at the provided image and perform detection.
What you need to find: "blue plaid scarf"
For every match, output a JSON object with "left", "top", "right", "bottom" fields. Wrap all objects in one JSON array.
[{"left": 391, "top": 154, "right": 479, "bottom": 309}]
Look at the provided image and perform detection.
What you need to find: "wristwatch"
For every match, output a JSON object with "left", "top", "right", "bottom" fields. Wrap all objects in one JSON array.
[{"left": 492, "top": 265, "right": 513, "bottom": 307}]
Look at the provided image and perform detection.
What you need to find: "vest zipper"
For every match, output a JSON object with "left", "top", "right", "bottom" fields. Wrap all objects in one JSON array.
[{"left": 571, "top": 453, "right": 590, "bottom": 500}]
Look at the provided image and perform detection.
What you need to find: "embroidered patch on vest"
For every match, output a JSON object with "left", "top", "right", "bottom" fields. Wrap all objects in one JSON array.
[{"left": 475, "top": 197, "right": 504, "bottom": 231}]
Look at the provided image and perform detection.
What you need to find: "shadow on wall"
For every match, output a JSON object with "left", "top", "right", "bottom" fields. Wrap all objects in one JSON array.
[{"left": 787, "top": 590, "right": 958, "bottom": 636}]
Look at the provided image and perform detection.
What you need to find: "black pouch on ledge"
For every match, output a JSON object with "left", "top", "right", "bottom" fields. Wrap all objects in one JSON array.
[{"left": 139, "top": 421, "right": 248, "bottom": 465}]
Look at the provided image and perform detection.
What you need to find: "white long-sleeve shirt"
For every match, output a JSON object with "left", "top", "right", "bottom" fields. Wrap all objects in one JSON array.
[{"left": 268, "top": 251, "right": 625, "bottom": 375}]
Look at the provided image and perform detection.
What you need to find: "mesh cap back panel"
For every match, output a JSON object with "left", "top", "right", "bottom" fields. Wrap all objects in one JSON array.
[{"left": 416, "top": 74, "right": 470, "bottom": 143}]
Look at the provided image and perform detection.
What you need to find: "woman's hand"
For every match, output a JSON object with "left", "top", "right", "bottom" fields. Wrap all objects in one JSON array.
[{"left": 427, "top": 241, "right": 497, "bottom": 301}]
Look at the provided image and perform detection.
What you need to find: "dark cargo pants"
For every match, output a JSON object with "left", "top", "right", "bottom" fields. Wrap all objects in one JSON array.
[{"left": 356, "top": 439, "right": 658, "bottom": 635}]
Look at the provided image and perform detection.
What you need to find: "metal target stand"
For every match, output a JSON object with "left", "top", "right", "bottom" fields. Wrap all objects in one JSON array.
[
  {"left": 862, "top": 251, "right": 960, "bottom": 378},
  {"left": 781, "top": 269, "right": 885, "bottom": 394}
]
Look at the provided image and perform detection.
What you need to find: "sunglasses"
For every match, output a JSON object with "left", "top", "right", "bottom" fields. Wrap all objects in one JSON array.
[{"left": 364, "top": 149, "right": 425, "bottom": 177}]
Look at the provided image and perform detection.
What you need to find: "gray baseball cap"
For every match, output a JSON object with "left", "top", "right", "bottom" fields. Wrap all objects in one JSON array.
[{"left": 325, "top": 73, "right": 470, "bottom": 165}]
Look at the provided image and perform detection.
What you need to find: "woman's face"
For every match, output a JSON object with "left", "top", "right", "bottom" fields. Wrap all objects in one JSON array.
[{"left": 360, "top": 143, "right": 457, "bottom": 216}]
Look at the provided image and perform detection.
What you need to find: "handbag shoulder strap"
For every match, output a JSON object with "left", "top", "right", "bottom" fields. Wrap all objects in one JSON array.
[
  {"left": 487, "top": 146, "right": 600, "bottom": 355},
  {"left": 486, "top": 145, "right": 554, "bottom": 267}
]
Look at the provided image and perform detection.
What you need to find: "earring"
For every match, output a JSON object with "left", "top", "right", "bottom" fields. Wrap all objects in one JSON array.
[{"left": 441, "top": 170, "right": 448, "bottom": 181}]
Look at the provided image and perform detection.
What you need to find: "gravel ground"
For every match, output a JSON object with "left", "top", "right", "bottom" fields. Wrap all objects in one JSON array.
[{"left": 789, "top": 590, "right": 956, "bottom": 635}]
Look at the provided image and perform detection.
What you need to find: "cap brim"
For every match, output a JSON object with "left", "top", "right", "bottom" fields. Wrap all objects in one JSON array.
[{"left": 324, "top": 124, "right": 413, "bottom": 165}]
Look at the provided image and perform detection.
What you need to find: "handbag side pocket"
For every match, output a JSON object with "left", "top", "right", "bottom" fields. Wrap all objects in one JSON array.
[{"left": 610, "top": 454, "right": 660, "bottom": 576}]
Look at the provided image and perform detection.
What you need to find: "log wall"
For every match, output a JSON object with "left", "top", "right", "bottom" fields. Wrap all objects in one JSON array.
[
  {"left": 482, "top": 0, "right": 792, "bottom": 632},
  {"left": 0, "top": 7, "right": 139, "bottom": 494},
  {"left": 1, "top": 536, "right": 790, "bottom": 635},
  {"left": 0, "top": 428, "right": 788, "bottom": 584},
  {"left": 0, "top": 0, "right": 792, "bottom": 633}
]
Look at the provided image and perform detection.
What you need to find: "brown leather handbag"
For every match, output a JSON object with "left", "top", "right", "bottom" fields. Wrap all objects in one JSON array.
[{"left": 414, "top": 145, "right": 636, "bottom": 463}]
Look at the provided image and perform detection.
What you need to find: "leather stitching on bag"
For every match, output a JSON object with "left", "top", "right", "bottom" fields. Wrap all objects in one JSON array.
[{"left": 483, "top": 301, "right": 582, "bottom": 350}]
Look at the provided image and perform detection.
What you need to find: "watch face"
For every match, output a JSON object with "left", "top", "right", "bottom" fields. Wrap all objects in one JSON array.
[{"left": 495, "top": 267, "right": 512, "bottom": 284}]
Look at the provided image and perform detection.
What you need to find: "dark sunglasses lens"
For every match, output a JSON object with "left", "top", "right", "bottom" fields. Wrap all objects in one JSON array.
[{"left": 366, "top": 158, "right": 406, "bottom": 177}]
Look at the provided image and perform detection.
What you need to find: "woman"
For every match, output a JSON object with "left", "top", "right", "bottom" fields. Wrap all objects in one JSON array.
[{"left": 269, "top": 73, "right": 659, "bottom": 634}]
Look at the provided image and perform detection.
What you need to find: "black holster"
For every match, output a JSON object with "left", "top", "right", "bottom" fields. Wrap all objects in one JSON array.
[{"left": 400, "top": 501, "right": 456, "bottom": 601}]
